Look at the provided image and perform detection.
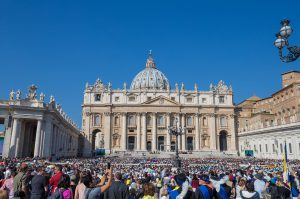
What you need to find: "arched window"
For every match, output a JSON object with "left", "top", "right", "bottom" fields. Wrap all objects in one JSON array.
[
  {"left": 220, "top": 116, "right": 226, "bottom": 127},
  {"left": 128, "top": 115, "right": 135, "bottom": 126},
  {"left": 187, "top": 116, "right": 193, "bottom": 126},
  {"left": 157, "top": 115, "right": 164, "bottom": 126},
  {"left": 94, "top": 115, "right": 101, "bottom": 126},
  {"left": 203, "top": 117, "right": 207, "bottom": 126},
  {"left": 114, "top": 116, "right": 119, "bottom": 126}
]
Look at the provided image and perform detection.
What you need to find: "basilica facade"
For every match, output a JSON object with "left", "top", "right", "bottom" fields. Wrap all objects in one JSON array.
[{"left": 82, "top": 53, "right": 237, "bottom": 156}]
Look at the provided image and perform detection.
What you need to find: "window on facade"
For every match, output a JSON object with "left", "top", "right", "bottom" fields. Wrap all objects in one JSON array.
[
  {"left": 147, "top": 129, "right": 151, "bottom": 133},
  {"left": 114, "top": 116, "right": 119, "bottom": 126},
  {"left": 220, "top": 116, "right": 226, "bottom": 127},
  {"left": 94, "top": 115, "right": 101, "bottom": 126},
  {"left": 95, "top": 94, "right": 101, "bottom": 101},
  {"left": 171, "top": 97, "right": 175, "bottom": 101},
  {"left": 115, "top": 96, "right": 120, "bottom": 102},
  {"left": 82, "top": 119, "right": 85, "bottom": 126},
  {"left": 280, "top": 143, "right": 283, "bottom": 153},
  {"left": 188, "top": 130, "right": 192, "bottom": 133},
  {"left": 202, "top": 98, "right": 207, "bottom": 103},
  {"left": 157, "top": 115, "right": 164, "bottom": 126},
  {"left": 187, "top": 116, "right": 193, "bottom": 126},
  {"left": 128, "top": 115, "right": 135, "bottom": 126},
  {"left": 129, "top": 96, "right": 135, "bottom": 102},
  {"left": 289, "top": 143, "right": 292, "bottom": 153},
  {"left": 265, "top": 144, "right": 268, "bottom": 152},
  {"left": 272, "top": 144, "right": 275, "bottom": 152},
  {"left": 219, "top": 96, "right": 225, "bottom": 104},
  {"left": 129, "top": 129, "right": 134, "bottom": 133},
  {"left": 203, "top": 117, "right": 207, "bottom": 126},
  {"left": 147, "top": 116, "right": 152, "bottom": 126},
  {"left": 259, "top": 144, "right": 262, "bottom": 152},
  {"left": 254, "top": 145, "right": 256, "bottom": 151},
  {"left": 186, "top": 97, "right": 193, "bottom": 103}
]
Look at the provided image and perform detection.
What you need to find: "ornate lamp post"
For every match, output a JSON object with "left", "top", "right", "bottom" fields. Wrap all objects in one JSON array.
[
  {"left": 168, "top": 117, "right": 186, "bottom": 169},
  {"left": 274, "top": 19, "right": 300, "bottom": 63}
]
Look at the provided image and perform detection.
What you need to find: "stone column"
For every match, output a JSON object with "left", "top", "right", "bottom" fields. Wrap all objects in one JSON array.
[
  {"left": 209, "top": 114, "right": 217, "bottom": 150},
  {"left": 152, "top": 113, "right": 157, "bottom": 151},
  {"left": 136, "top": 113, "right": 141, "bottom": 151},
  {"left": 16, "top": 120, "right": 25, "bottom": 157},
  {"left": 34, "top": 120, "right": 42, "bottom": 157},
  {"left": 181, "top": 114, "right": 186, "bottom": 151},
  {"left": 104, "top": 112, "right": 112, "bottom": 153},
  {"left": 52, "top": 126, "right": 57, "bottom": 156},
  {"left": 166, "top": 113, "right": 171, "bottom": 151},
  {"left": 230, "top": 115, "right": 236, "bottom": 151},
  {"left": 121, "top": 113, "right": 127, "bottom": 151},
  {"left": 39, "top": 125, "right": 45, "bottom": 157},
  {"left": 195, "top": 114, "right": 200, "bottom": 151},
  {"left": 43, "top": 118, "right": 53, "bottom": 157},
  {"left": 10, "top": 118, "right": 20, "bottom": 157},
  {"left": 177, "top": 114, "right": 182, "bottom": 150},
  {"left": 141, "top": 113, "right": 147, "bottom": 151}
]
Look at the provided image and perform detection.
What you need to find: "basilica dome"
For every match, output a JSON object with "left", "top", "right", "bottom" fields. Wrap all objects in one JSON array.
[{"left": 130, "top": 53, "right": 170, "bottom": 90}]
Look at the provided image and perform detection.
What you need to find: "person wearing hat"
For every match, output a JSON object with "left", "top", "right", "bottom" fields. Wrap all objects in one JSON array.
[
  {"left": 194, "top": 174, "right": 214, "bottom": 199},
  {"left": 168, "top": 173, "right": 193, "bottom": 199}
]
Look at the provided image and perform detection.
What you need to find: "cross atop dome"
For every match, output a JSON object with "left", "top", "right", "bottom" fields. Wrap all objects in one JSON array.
[{"left": 145, "top": 50, "right": 156, "bottom": 69}]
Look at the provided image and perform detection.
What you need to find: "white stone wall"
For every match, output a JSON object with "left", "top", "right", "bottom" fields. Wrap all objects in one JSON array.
[{"left": 238, "top": 122, "right": 300, "bottom": 159}]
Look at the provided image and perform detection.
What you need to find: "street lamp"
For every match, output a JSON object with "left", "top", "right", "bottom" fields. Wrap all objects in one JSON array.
[
  {"left": 168, "top": 117, "right": 186, "bottom": 169},
  {"left": 274, "top": 19, "right": 300, "bottom": 63}
]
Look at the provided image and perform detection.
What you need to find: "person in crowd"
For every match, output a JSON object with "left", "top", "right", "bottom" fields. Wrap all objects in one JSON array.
[
  {"left": 253, "top": 172, "right": 265, "bottom": 199},
  {"left": 50, "top": 174, "right": 72, "bottom": 199},
  {"left": 30, "top": 166, "right": 48, "bottom": 199},
  {"left": 14, "top": 162, "right": 29, "bottom": 199},
  {"left": 168, "top": 173, "right": 193, "bottom": 199},
  {"left": 191, "top": 174, "right": 199, "bottom": 192},
  {"left": 69, "top": 175, "right": 77, "bottom": 197},
  {"left": 49, "top": 165, "right": 63, "bottom": 193},
  {"left": 74, "top": 171, "right": 88, "bottom": 199},
  {"left": 0, "top": 167, "right": 16, "bottom": 199},
  {"left": 194, "top": 174, "right": 214, "bottom": 199},
  {"left": 142, "top": 183, "right": 156, "bottom": 199},
  {"left": 82, "top": 166, "right": 113, "bottom": 199},
  {"left": 0, "top": 189, "right": 9, "bottom": 199},
  {"left": 235, "top": 177, "right": 246, "bottom": 199},
  {"left": 104, "top": 172, "right": 129, "bottom": 199},
  {"left": 240, "top": 181, "right": 260, "bottom": 199}
]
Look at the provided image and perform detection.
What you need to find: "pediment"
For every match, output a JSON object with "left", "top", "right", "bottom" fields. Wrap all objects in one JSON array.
[{"left": 142, "top": 96, "right": 180, "bottom": 106}]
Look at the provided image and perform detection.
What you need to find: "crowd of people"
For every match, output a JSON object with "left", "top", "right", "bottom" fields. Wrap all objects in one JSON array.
[{"left": 0, "top": 157, "right": 298, "bottom": 199}]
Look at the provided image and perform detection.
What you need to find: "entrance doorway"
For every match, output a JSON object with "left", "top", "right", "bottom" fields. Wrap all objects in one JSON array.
[
  {"left": 147, "top": 141, "right": 151, "bottom": 151},
  {"left": 187, "top": 137, "right": 193, "bottom": 150},
  {"left": 158, "top": 136, "right": 165, "bottom": 151},
  {"left": 128, "top": 136, "right": 135, "bottom": 151},
  {"left": 219, "top": 130, "right": 228, "bottom": 151}
]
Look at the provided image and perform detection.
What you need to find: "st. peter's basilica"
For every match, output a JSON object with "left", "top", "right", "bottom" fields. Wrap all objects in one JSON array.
[{"left": 81, "top": 53, "right": 237, "bottom": 156}]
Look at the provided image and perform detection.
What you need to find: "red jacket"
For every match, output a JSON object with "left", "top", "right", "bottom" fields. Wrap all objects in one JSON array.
[{"left": 50, "top": 171, "right": 63, "bottom": 192}]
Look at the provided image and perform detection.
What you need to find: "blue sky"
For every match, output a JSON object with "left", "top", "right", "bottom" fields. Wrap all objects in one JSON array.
[{"left": 0, "top": 0, "right": 300, "bottom": 126}]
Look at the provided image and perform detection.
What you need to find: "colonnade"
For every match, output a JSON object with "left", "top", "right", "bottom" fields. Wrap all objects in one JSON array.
[{"left": 5, "top": 117, "right": 79, "bottom": 158}]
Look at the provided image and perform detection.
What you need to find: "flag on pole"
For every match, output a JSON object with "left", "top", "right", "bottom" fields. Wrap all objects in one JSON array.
[{"left": 283, "top": 141, "right": 289, "bottom": 185}]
